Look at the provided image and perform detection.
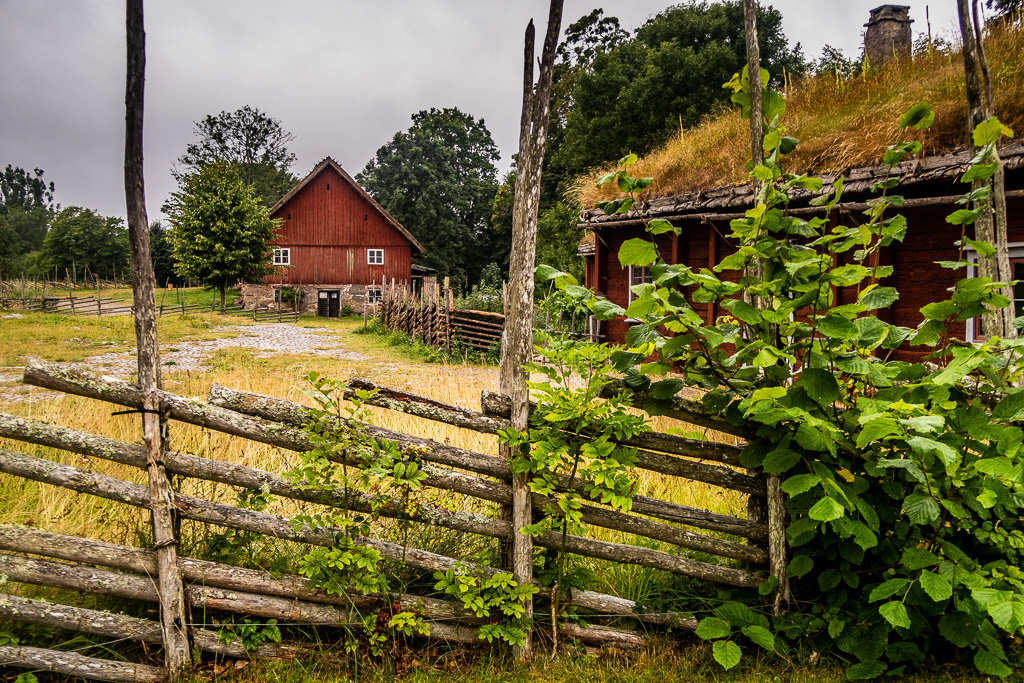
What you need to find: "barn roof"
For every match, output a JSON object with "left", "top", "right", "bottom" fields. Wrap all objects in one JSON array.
[{"left": 271, "top": 157, "right": 426, "bottom": 254}]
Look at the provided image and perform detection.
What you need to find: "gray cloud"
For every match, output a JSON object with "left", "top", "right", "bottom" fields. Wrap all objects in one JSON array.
[{"left": 0, "top": 1, "right": 959, "bottom": 223}]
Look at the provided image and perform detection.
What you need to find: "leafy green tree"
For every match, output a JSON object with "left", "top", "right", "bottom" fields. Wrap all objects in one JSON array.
[
  {"left": 171, "top": 105, "right": 298, "bottom": 208},
  {"left": 357, "top": 107, "right": 501, "bottom": 287},
  {"left": 547, "top": 2, "right": 805, "bottom": 194},
  {"left": 40, "top": 207, "right": 129, "bottom": 281},
  {"left": 0, "top": 165, "right": 56, "bottom": 278},
  {"left": 812, "top": 44, "right": 860, "bottom": 79},
  {"left": 167, "top": 163, "right": 279, "bottom": 312},
  {"left": 149, "top": 220, "right": 180, "bottom": 287},
  {"left": 1, "top": 165, "right": 55, "bottom": 215}
]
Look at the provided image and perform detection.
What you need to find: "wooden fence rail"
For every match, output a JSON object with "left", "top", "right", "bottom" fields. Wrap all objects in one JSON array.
[{"left": 0, "top": 357, "right": 779, "bottom": 679}]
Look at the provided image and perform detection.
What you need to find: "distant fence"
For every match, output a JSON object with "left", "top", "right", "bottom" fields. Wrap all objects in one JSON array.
[
  {"left": 0, "top": 358, "right": 777, "bottom": 679},
  {"left": 378, "top": 282, "right": 602, "bottom": 353}
]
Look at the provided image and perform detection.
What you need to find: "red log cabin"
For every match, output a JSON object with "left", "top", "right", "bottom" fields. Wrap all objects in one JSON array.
[
  {"left": 241, "top": 157, "right": 426, "bottom": 316},
  {"left": 579, "top": 143, "right": 1024, "bottom": 358}
]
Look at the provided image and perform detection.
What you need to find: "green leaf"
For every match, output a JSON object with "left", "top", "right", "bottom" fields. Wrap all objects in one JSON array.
[
  {"left": 618, "top": 238, "right": 659, "bottom": 267},
  {"left": 722, "top": 299, "right": 761, "bottom": 325},
  {"left": 695, "top": 616, "right": 732, "bottom": 640},
  {"left": 591, "top": 298, "right": 626, "bottom": 321},
  {"left": 846, "top": 660, "right": 886, "bottom": 679},
  {"left": 788, "top": 555, "right": 813, "bottom": 578},
  {"left": 946, "top": 208, "right": 983, "bottom": 226},
  {"left": 993, "top": 389, "right": 1024, "bottom": 422},
  {"left": 762, "top": 448, "right": 802, "bottom": 474},
  {"left": 974, "top": 649, "right": 1012, "bottom": 677},
  {"left": 647, "top": 218, "right": 679, "bottom": 235},
  {"left": 648, "top": 378, "right": 684, "bottom": 400},
  {"left": 900, "top": 548, "right": 939, "bottom": 570},
  {"left": 903, "top": 493, "right": 941, "bottom": 524},
  {"left": 741, "top": 625, "right": 775, "bottom": 652},
  {"left": 870, "top": 579, "right": 910, "bottom": 602},
  {"left": 712, "top": 640, "right": 742, "bottom": 670},
  {"left": 899, "top": 102, "right": 934, "bottom": 131},
  {"left": 973, "top": 117, "right": 1014, "bottom": 146},
  {"left": 816, "top": 315, "right": 859, "bottom": 339},
  {"left": 919, "top": 570, "right": 952, "bottom": 602},
  {"left": 859, "top": 287, "right": 898, "bottom": 310},
  {"left": 879, "top": 601, "right": 911, "bottom": 629},
  {"left": 809, "top": 496, "right": 844, "bottom": 522},
  {"left": 989, "top": 598, "right": 1024, "bottom": 631},
  {"left": 856, "top": 417, "right": 900, "bottom": 449},
  {"left": 798, "top": 368, "right": 841, "bottom": 405},
  {"left": 781, "top": 473, "right": 821, "bottom": 496},
  {"left": 939, "top": 612, "right": 978, "bottom": 647}
]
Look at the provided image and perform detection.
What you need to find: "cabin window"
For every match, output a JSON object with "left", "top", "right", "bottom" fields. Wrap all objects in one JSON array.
[
  {"left": 966, "top": 244, "right": 1024, "bottom": 341},
  {"left": 628, "top": 266, "right": 653, "bottom": 304},
  {"left": 367, "top": 249, "right": 384, "bottom": 266},
  {"left": 272, "top": 248, "right": 290, "bottom": 266},
  {"left": 367, "top": 287, "right": 383, "bottom": 304}
]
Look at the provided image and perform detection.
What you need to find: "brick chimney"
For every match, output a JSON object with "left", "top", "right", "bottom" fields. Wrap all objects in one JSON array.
[{"left": 864, "top": 5, "right": 913, "bottom": 68}]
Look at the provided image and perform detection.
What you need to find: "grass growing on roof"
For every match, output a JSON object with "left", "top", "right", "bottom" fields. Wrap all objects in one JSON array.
[{"left": 576, "top": 20, "right": 1024, "bottom": 207}]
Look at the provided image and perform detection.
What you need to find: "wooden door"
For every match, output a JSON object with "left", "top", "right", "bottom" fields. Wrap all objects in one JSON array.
[{"left": 317, "top": 290, "right": 339, "bottom": 317}]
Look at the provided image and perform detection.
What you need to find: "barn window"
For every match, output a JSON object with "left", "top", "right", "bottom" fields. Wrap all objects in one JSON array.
[
  {"left": 628, "top": 265, "right": 653, "bottom": 304},
  {"left": 272, "top": 248, "right": 290, "bottom": 266},
  {"left": 367, "top": 249, "right": 384, "bottom": 266},
  {"left": 367, "top": 287, "right": 383, "bottom": 304}
]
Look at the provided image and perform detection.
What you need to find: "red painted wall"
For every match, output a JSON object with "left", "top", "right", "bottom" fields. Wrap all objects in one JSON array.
[
  {"left": 266, "top": 165, "right": 412, "bottom": 286},
  {"left": 586, "top": 193, "right": 1024, "bottom": 360}
]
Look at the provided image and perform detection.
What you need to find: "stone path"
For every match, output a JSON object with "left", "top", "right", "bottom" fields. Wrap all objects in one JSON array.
[{"left": 0, "top": 323, "right": 369, "bottom": 403}]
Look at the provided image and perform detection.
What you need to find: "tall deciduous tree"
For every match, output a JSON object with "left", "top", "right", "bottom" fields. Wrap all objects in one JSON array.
[
  {"left": 40, "top": 207, "right": 129, "bottom": 280},
  {"left": 0, "top": 165, "right": 55, "bottom": 215},
  {"left": 149, "top": 220, "right": 179, "bottom": 287},
  {"left": 167, "top": 162, "right": 278, "bottom": 312},
  {"left": 546, "top": 1, "right": 804, "bottom": 190},
  {"left": 357, "top": 108, "right": 501, "bottom": 288},
  {"left": 171, "top": 105, "right": 298, "bottom": 208}
]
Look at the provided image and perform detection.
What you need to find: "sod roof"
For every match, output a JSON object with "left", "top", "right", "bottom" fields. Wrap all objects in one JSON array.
[{"left": 574, "top": 21, "right": 1024, "bottom": 215}]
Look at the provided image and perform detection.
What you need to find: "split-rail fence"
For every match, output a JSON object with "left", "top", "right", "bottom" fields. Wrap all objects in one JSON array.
[{"left": 0, "top": 358, "right": 783, "bottom": 681}]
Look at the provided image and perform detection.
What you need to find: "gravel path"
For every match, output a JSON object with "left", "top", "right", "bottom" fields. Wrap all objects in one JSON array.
[{"left": 0, "top": 323, "right": 368, "bottom": 403}]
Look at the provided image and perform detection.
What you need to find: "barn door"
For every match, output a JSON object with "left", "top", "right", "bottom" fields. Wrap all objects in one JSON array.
[
  {"left": 328, "top": 291, "right": 340, "bottom": 317},
  {"left": 317, "top": 291, "right": 335, "bottom": 317}
]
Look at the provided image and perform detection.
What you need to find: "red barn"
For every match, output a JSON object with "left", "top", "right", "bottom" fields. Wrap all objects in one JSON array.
[{"left": 241, "top": 157, "right": 425, "bottom": 316}]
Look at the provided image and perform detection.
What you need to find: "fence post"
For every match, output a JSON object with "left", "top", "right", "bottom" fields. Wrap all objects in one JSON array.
[
  {"left": 767, "top": 475, "right": 790, "bottom": 614},
  {"left": 124, "top": 0, "right": 191, "bottom": 676}
]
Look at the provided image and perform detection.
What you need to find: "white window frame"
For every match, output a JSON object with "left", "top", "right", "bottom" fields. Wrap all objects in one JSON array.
[
  {"left": 367, "top": 286, "right": 383, "bottom": 304},
  {"left": 627, "top": 265, "right": 653, "bottom": 304},
  {"left": 965, "top": 241, "right": 1024, "bottom": 341},
  {"left": 272, "top": 248, "right": 290, "bottom": 266},
  {"left": 367, "top": 249, "right": 384, "bottom": 266}
]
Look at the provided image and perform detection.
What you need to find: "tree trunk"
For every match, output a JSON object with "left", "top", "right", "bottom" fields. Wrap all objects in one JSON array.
[
  {"left": 123, "top": 0, "right": 191, "bottom": 676},
  {"left": 220, "top": 285, "right": 227, "bottom": 314},
  {"left": 957, "top": 0, "right": 1015, "bottom": 339},
  {"left": 498, "top": 2, "right": 565, "bottom": 660}
]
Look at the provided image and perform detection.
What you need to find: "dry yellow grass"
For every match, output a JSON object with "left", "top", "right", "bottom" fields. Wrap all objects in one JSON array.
[
  {"left": 576, "top": 21, "right": 1024, "bottom": 207},
  {"left": 0, "top": 315, "right": 750, "bottom": 604}
]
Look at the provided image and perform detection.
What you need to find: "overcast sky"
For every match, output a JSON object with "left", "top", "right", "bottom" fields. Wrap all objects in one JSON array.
[{"left": 0, "top": 1, "right": 962, "bottom": 224}]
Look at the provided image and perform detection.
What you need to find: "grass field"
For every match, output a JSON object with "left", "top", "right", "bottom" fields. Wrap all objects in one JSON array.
[{"left": 0, "top": 308, "right": 1008, "bottom": 680}]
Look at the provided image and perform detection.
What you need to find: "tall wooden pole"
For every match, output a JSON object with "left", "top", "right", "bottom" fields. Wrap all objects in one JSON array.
[
  {"left": 498, "top": 0, "right": 563, "bottom": 660},
  {"left": 124, "top": 0, "right": 191, "bottom": 676},
  {"left": 958, "top": 0, "right": 1014, "bottom": 339}
]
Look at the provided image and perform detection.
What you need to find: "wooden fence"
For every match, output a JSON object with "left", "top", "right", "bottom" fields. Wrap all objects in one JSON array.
[
  {"left": 0, "top": 293, "right": 298, "bottom": 323},
  {"left": 379, "top": 282, "right": 507, "bottom": 352},
  {"left": 0, "top": 358, "right": 779, "bottom": 680}
]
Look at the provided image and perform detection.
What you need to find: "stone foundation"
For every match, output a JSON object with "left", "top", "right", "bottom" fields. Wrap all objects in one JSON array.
[{"left": 239, "top": 283, "right": 382, "bottom": 316}]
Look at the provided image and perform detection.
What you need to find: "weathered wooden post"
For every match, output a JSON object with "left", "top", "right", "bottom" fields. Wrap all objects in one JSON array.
[
  {"left": 742, "top": 0, "right": 789, "bottom": 616},
  {"left": 498, "top": 0, "right": 563, "bottom": 659},
  {"left": 124, "top": 0, "right": 191, "bottom": 676}
]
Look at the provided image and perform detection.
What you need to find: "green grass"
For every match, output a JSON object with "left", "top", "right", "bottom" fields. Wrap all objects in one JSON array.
[
  {"left": 0, "top": 311, "right": 247, "bottom": 367},
  {"left": 178, "top": 647, "right": 1010, "bottom": 683}
]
